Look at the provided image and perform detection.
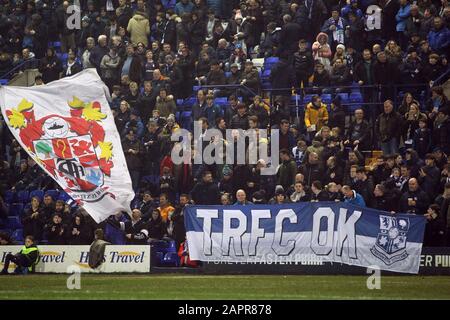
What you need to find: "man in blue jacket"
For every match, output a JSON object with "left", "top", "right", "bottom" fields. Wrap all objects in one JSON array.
[
  {"left": 427, "top": 17, "right": 450, "bottom": 56},
  {"left": 396, "top": 0, "right": 411, "bottom": 50},
  {"left": 342, "top": 185, "right": 366, "bottom": 207}
]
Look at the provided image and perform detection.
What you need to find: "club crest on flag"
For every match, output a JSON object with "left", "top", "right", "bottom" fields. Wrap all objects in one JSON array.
[
  {"left": 371, "top": 215, "right": 410, "bottom": 265},
  {"left": 4, "top": 96, "right": 114, "bottom": 204}
]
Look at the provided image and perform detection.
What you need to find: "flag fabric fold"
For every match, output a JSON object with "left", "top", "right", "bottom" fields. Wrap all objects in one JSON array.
[{"left": 0, "top": 69, "right": 134, "bottom": 223}]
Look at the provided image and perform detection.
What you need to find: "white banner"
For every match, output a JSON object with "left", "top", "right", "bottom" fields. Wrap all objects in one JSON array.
[
  {"left": 0, "top": 245, "right": 150, "bottom": 273},
  {"left": 0, "top": 69, "right": 134, "bottom": 222}
]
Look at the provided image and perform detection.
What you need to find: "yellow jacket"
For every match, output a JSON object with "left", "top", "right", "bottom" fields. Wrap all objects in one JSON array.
[{"left": 304, "top": 102, "right": 329, "bottom": 131}]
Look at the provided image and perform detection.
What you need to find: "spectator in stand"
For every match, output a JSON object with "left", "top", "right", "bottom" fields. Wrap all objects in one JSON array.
[
  {"left": 277, "top": 149, "right": 297, "bottom": 191},
  {"left": 321, "top": 6, "right": 348, "bottom": 52},
  {"left": 310, "top": 180, "right": 330, "bottom": 201},
  {"left": 44, "top": 213, "right": 68, "bottom": 245},
  {"left": 38, "top": 47, "right": 62, "bottom": 84},
  {"left": 424, "top": 204, "right": 446, "bottom": 246},
  {"left": 234, "top": 189, "right": 253, "bottom": 205},
  {"left": 346, "top": 109, "right": 371, "bottom": 151},
  {"left": 299, "top": 152, "right": 325, "bottom": 186},
  {"left": 155, "top": 88, "right": 176, "bottom": 118},
  {"left": 122, "top": 129, "right": 143, "bottom": 192},
  {"left": 396, "top": 0, "right": 411, "bottom": 50},
  {"left": 127, "top": 10, "right": 150, "bottom": 47},
  {"left": 427, "top": 16, "right": 450, "bottom": 55},
  {"left": 399, "top": 177, "right": 430, "bottom": 214},
  {"left": 304, "top": 95, "right": 329, "bottom": 141},
  {"left": 294, "top": 39, "right": 314, "bottom": 87},
  {"left": 190, "top": 171, "right": 220, "bottom": 205},
  {"left": 329, "top": 58, "right": 351, "bottom": 92},
  {"left": 432, "top": 108, "right": 450, "bottom": 155},
  {"left": 146, "top": 208, "right": 166, "bottom": 241},
  {"left": 89, "top": 35, "right": 109, "bottom": 74},
  {"left": 231, "top": 103, "right": 249, "bottom": 130},
  {"left": 375, "top": 100, "right": 403, "bottom": 156},
  {"left": 341, "top": 185, "right": 366, "bottom": 207},
  {"left": 312, "top": 32, "right": 332, "bottom": 71},
  {"left": 21, "top": 196, "right": 45, "bottom": 242}
]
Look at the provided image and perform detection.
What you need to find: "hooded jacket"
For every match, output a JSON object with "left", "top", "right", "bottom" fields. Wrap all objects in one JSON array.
[
  {"left": 127, "top": 12, "right": 150, "bottom": 46},
  {"left": 155, "top": 95, "right": 176, "bottom": 118}
]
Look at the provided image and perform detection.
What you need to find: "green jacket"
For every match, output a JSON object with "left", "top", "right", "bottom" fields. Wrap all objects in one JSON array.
[{"left": 19, "top": 244, "right": 39, "bottom": 267}]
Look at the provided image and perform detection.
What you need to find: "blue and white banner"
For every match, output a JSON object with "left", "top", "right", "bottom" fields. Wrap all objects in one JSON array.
[{"left": 185, "top": 202, "right": 427, "bottom": 274}]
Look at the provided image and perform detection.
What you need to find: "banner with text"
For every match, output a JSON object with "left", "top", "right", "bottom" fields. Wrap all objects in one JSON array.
[
  {"left": 0, "top": 245, "right": 150, "bottom": 273},
  {"left": 185, "top": 202, "right": 426, "bottom": 274}
]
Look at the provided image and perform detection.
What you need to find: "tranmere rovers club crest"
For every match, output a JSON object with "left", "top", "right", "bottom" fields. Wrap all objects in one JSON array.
[
  {"left": 5, "top": 97, "right": 114, "bottom": 204},
  {"left": 371, "top": 215, "right": 410, "bottom": 265}
]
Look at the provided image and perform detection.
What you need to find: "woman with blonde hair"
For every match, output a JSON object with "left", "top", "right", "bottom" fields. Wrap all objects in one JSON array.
[
  {"left": 402, "top": 102, "right": 427, "bottom": 146},
  {"left": 384, "top": 40, "right": 403, "bottom": 64}
]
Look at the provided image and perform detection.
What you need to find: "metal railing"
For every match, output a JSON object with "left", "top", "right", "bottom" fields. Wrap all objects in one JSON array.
[{"left": 0, "top": 58, "right": 40, "bottom": 80}]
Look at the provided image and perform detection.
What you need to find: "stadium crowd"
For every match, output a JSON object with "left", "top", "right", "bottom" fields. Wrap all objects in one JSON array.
[{"left": 0, "top": 0, "right": 450, "bottom": 253}]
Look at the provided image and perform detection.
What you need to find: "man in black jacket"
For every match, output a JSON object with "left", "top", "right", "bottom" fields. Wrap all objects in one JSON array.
[
  {"left": 310, "top": 180, "right": 330, "bottom": 201},
  {"left": 122, "top": 209, "right": 149, "bottom": 244},
  {"left": 418, "top": 154, "right": 441, "bottom": 200},
  {"left": 1, "top": 236, "right": 39, "bottom": 274},
  {"left": 137, "top": 81, "right": 158, "bottom": 124},
  {"left": 353, "top": 49, "right": 377, "bottom": 120},
  {"left": 293, "top": 39, "right": 314, "bottom": 87},
  {"left": 375, "top": 100, "right": 403, "bottom": 156},
  {"left": 231, "top": 103, "right": 249, "bottom": 130},
  {"left": 299, "top": 152, "right": 324, "bottom": 187},
  {"left": 399, "top": 178, "right": 430, "bottom": 215},
  {"left": 346, "top": 108, "right": 371, "bottom": 151},
  {"left": 278, "top": 14, "right": 302, "bottom": 57},
  {"left": 190, "top": 171, "right": 221, "bottom": 205},
  {"left": 89, "top": 35, "right": 109, "bottom": 74}
]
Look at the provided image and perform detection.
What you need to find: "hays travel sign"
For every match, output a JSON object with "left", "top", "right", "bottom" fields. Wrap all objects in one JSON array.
[
  {"left": 0, "top": 245, "right": 150, "bottom": 273},
  {"left": 185, "top": 203, "right": 426, "bottom": 274}
]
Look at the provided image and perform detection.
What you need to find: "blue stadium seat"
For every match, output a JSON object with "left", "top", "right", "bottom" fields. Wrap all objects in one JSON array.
[
  {"left": 16, "top": 190, "right": 29, "bottom": 203},
  {"left": 105, "top": 224, "right": 126, "bottom": 245},
  {"left": 0, "top": 79, "right": 9, "bottom": 85},
  {"left": 45, "top": 189, "right": 60, "bottom": 200},
  {"left": 264, "top": 57, "right": 279, "bottom": 70},
  {"left": 261, "top": 69, "right": 271, "bottom": 79},
  {"left": 181, "top": 111, "right": 192, "bottom": 129},
  {"left": 225, "top": 71, "right": 231, "bottom": 78},
  {"left": 53, "top": 41, "right": 61, "bottom": 48},
  {"left": 29, "top": 190, "right": 44, "bottom": 202},
  {"left": 303, "top": 94, "right": 314, "bottom": 105},
  {"left": 175, "top": 111, "right": 180, "bottom": 122},
  {"left": 336, "top": 93, "right": 349, "bottom": 104},
  {"left": 9, "top": 203, "right": 24, "bottom": 217},
  {"left": 349, "top": 92, "right": 363, "bottom": 105},
  {"left": 58, "top": 191, "right": 72, "bottom": 202},
  {"left": 11, "top": 229, "right": 23, "bottom": 242},
  {"left": 155, "top": 252, "right": 164, "bottom": 266},
  {"left": 176, "top": 99, "right": 184, "bottom": 106},
  {"left": 321, "top": 93, "right": 332, "bottom": 104},
  {"left": 167, "top": 240, "right": 177, "bottom": 253},
  {"left": 162, "top": 252, "right": 180, "bottom": 267},
  {"left": 192, "top": 85, "right": 201, "bottom": 92},
  {"left": 215, "top": 97, "right": 228, "bottom": 106},
  {"left": 7, "top": 216, "right": 22, "bottom": 230},
  {"left": 182, "top": 97, "right": 197, "bottom": 110},
  {"left": 3, "top": 190, "right": 15, "bottom": 204},
  {"left": 142, "top": 175, "right": 160, "bottom": 186}
]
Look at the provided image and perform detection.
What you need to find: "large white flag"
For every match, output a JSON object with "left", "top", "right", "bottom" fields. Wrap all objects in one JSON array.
[{"left": 0, "top": 69, "right": 134, "bottom": 223}]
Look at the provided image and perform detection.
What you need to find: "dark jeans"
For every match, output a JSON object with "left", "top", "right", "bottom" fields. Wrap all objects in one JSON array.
[{"left": 2, "top": 253, "right": 28, "bottom": 273}]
